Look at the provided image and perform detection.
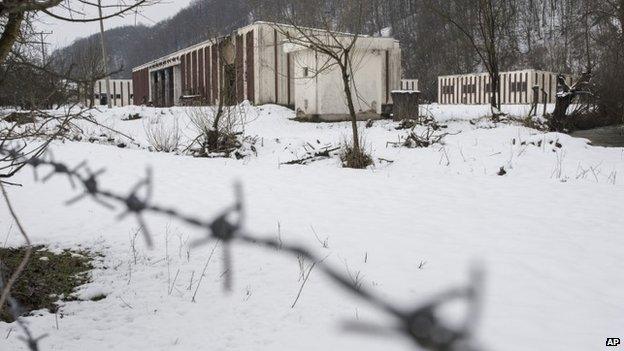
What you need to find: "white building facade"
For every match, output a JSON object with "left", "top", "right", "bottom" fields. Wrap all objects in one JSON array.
[
  {"left": 438, "top": 69, "right": 574, "bottom": 105},
  {"left": 91, "top": 79, "right": 133, "bottom": 107}
]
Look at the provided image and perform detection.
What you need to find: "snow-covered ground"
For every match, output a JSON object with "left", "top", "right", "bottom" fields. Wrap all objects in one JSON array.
[{"left": 1, "top": 104, "right": 623, "bottom": 351}]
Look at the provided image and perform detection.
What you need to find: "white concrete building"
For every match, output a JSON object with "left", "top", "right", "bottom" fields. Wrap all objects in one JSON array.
[
  {"left": 438, "top": 69, "right": 574, "bottom": 105},
  {"left": 286, "top": 35, "right": 401, "bottom": 120},
  {"left": 91, "top": 79, "right": 133, "bottom": 107},
  {"left": 132, "top": 22, "right": 401, "bottom": 120}
]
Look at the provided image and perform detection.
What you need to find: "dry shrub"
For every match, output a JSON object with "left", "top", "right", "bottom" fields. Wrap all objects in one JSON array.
[
  {"left": 340, "top": 139, "right": 372, "bottom": 169},
  {"left": 187, "top": 104, "right": 251, "bottom": 157},
  {"left": 144, "top": 116, "right": 180, "bottom": 152}
]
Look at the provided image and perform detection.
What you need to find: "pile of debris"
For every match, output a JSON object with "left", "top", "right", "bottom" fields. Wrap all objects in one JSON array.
[
  {"left": 283, "top": 141, "right": 340, "bottom": 165},
  {"left": 388, "top": 117, "right": 453, "bottom": 148},
  {"left": 189, "top": 132, "right": 259, "bottom": 159}
]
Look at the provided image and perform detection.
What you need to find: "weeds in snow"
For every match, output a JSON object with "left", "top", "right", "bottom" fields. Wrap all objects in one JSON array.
[
  {"left": 310, "top": 225, "right": 329, "bottom": 249},
  {"left": 551, "top": 150, "right": 567, "bottom": 180},
  {"left": 144, "top": 116, "right": 180, "bottom": 153},
  {"left": 342, "top": 260, "right": 364, "bottom": 291}
]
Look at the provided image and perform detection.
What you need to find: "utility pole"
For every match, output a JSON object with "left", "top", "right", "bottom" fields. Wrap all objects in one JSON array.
[
  {"left": 32, "top": 31, "right": 52, "bottom": 63},
  {"left": 97, "top": 0, "right": 112, "bottom": 108}
]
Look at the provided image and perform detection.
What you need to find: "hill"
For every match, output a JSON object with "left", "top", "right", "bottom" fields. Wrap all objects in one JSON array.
[{"left": 54, "top": 0, "right": 252, "bottom": 78}]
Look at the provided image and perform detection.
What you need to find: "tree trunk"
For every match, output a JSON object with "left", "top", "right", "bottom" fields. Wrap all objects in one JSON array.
[
  {"left": 551, "top": 94, "right": 573, "bottom": 131},
  {"left": 0, "top": 12, "right": 24, "bottom": 65},
  {"left": 489, "top": 71, "right": 500, "bottom": 111},
  {"left": 340, "top": 54, "right": 360, "bottom": 152},
  {"left": 550, "top": 73, "right": 591, "bottom": 132},
  {"left": 89, "top": 82, "right": 95, "bottom": 108}
]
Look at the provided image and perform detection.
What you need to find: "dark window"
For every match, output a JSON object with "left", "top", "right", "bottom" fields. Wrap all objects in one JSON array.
[
  {"left": 442, "top": 85, "right": 455, "bottom": 94},
  {"left": 461, "top": 83, "right": 476, "bottom": 94},
  {"left": 510, "top": 81, "right": 528, "bottom": 93},
  {"left": 303, "top": 67, "right": 309, "bottom": 77}
]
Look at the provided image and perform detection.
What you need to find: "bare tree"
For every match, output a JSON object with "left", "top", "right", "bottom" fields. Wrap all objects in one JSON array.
[
  {"left": 181, "top": 26, "right": 250, "bottom": 157},
  {"left": 549, "top": 72, "right": 593, "bottom": 131},
  {"left": 1, "top": 1, "right": 158, "bottom": 65},
  {"left": 266, "top": 0, "right": 373, "bottom": 168},
  {"left": 1, "top": 0, "right": 160, "bottom": 182},
  {"left": 590, "top": 0, "right": 624, "bottom": 123},
  {"left": 60, "top": 39, "right": 107, "bottom": 108},
  {"left": 427, "top": 0, "right": 519, "bottom": 112}
]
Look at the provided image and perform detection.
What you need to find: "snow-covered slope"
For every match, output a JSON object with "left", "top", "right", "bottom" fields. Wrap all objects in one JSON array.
[{"left": 1, "top": 104, "right": 623, "bottom": 351}]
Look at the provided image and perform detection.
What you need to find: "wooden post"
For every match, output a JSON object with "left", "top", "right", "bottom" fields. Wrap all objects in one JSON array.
[
  {"left": 97, "top": 0, "right": 112, "bottom": 109},
  {"left": 529, "top": 85, "right": 539, "bottom": 116},
  {"left": 541, "top": 89, "right": 548, "bottom": 116}
]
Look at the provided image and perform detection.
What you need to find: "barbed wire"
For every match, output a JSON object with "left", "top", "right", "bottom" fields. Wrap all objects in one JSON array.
[{"left": 0, "top": 144, "right": 485, "bottom": 351}]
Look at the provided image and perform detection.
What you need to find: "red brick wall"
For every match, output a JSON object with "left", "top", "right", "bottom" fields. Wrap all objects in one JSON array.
[
  {"left": 132, "top": 68, "right": 149, "bottom": 105},
  {"left": 181, "top": 54, "right": 186, "bottom": 93},
  {"left": 211, "top": 45, "right": 218, "bottom": 104}
]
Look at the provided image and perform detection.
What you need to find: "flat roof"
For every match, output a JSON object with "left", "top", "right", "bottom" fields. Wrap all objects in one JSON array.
[
  {"left": 133, "top": 21, "right": 398, "bottom": 72},
  {"left": 438, "top": 69, "right": 570, "bottom": 79}
]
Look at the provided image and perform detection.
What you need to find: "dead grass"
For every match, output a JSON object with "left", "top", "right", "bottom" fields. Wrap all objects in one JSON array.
[
  {"left": 0, "top": 246, "right": 96, "bottom": 322},
  {"left": 2, "top": 112, "right": 35, "bottom": 125}
]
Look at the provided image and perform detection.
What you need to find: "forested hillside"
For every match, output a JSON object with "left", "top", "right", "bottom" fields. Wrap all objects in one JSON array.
[{"left": 54, "top": 0, "right": 251, "bottom": 79}]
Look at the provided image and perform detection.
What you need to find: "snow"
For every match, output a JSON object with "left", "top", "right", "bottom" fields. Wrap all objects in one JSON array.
[
  {"left": 420, "top": 103, "right": 559, "bottom": 122},
  {"left": 391, "top": 90, "right": 421, "bottom": 94},
  {"left": 1, "top": 103, "right": 623, "bottom": 351}
]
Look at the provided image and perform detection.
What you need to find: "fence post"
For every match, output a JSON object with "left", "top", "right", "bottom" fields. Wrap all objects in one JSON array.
[
  {"left": 541, "top": 89, "right": 548, "bottom": 116},
  {"left": 529, "top": 85, "right": 539, "bottom": 116}
]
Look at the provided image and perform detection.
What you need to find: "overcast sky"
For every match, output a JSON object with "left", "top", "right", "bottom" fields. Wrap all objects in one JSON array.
[{"left": 38, "top": 0, "right": 194, "bottom": 51}]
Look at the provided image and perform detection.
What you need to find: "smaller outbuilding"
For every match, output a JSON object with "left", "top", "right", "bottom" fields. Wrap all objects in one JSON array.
[
  {"left": 90, "top": 79, "right": 134, "bottom": 107},
  {"left": 437, "top": 69, "right": 574, "bottom": 105}
]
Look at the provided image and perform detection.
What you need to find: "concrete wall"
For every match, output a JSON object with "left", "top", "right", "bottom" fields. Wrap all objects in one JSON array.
[
  {"left": 255, "top": 23, "right": 294, "bottom": 106},
  {"left": 173, "top": 65, "right": 182, "bottom": 106},
  {"left": 291, "top": 38, "right": 401, "bottom": 121}
]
